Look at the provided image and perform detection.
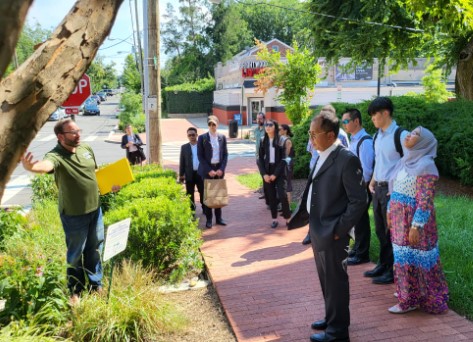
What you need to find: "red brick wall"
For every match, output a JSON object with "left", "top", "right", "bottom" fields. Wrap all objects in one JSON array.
[
  {"left": 213, "top": 108, "right": 248, "bottom": 125},
  {"left": 266, "top": 111, "right": 292, "bottom": 125}
]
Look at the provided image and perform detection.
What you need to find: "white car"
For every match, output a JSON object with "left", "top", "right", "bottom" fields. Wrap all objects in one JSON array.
[{"left": 48, "top": 108, "right": 67, "bottom": 121}]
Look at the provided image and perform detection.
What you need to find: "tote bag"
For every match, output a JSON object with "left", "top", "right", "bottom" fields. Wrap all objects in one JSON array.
[{"left": 203, "top": 178, "right": 228, "bottom": 209}]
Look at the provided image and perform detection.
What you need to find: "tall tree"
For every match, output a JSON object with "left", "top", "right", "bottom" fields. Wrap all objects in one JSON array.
[
  {"left": 0, "top": 0, "right": 123, "bottom": 202},
  {"left": 306, "top": 0, "right": 473, "bottom": 99},
  {"left": 87, "top": 57, "right": 118, "bottom": 93}
]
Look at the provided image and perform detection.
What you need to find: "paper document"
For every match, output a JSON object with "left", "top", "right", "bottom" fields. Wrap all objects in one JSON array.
[{"left": 95, "top": 158, "right": 134, "bottom": 195}]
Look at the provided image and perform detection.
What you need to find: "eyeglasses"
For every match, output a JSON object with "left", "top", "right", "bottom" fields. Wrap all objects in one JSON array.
[
  {"left": 265, "top": 123, "right": 274, "bottom": 127},
  {"left": 208, "top": 122, "right": 216, "bottom": 127},
  {"left": 62, "top": 129, "right": 82, "bottom": 135},
  {"left": 342, "top": 119, "right": 352, "bottom": 125},
  {"left": 187, "top": 133, "right": 196, "bottom": 137},
  {"left": 308, "top": 131, "right": 328, "bottom": 139}
]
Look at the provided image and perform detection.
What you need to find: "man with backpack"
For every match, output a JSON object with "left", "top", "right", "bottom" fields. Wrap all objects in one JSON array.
[
  {"left": 342, "top": 108, "right": 374, "bottom": 265},
  {"left": 365, "top": 97, "right": 408, "bottom": 284}
]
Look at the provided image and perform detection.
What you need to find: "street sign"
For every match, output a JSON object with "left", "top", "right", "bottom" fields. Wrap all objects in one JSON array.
[
  {"left": 103, "top": 218, "right": 131, "bottom": 262},
  {"left": 65, "top": 107, "right": 79, "bottom": 115},
  {"left": 63, "top": 74, "right": 91, "bottom": 107}
]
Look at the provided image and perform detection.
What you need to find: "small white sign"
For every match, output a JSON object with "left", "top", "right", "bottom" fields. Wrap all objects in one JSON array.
[
  {"left": 103, "top": 218, "right": 131, "bottom": 261},
  {"left": 147, "top": 96, "right": 157, "bottom": 110}
]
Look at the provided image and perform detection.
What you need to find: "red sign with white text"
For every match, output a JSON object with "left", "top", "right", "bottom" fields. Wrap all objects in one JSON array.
[{"left": 62, "top": 74, "right": 91, "bottom": 107}]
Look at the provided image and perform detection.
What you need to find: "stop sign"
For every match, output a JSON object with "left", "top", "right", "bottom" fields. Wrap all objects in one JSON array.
[{"left": 62, "top": 74, "right": 91, "bottom": 107}]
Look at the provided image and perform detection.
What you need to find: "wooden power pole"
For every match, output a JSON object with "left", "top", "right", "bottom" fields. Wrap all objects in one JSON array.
[{"left": 145, "top": 0, "right": 162, "bottom": 165}]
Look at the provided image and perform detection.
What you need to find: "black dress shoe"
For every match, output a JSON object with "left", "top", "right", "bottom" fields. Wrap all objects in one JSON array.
[
  {"left": 216, "top": 219, "right": 227, "bottom": 226},
  {"left": 364, "top": 264, "right": 386, "bottom": 278},
  {"left": 271, "top": 221, "right": 278, "bottom": 229},
  {"left": 311, "top": 319, "right": 327, "bottom": 330},
  {"left": 347, "top": 249, "right": 356, "bottom": 258},
  {"left": 205, "top": 220, "right": 212, "bottom": 229},
  {"left": 347, "top": 256, "right": 370, "bottom": 266},
  {"left": 372, "top": 271, "right": 394, "bottom": 285},
  {"left": 302, "top": 233, "right": 311, "bottom": 245},
  {"left": 310, "top": 332, "right": 349, "bottom": 342}
]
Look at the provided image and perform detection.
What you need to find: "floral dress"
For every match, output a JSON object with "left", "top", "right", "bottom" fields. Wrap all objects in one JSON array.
[{"left": 388, "top": 169, "right": 449, "bottom": 313}]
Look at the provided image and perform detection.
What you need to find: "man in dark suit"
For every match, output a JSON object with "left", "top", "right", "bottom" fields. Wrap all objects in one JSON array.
[
  {"left": 179, "top": 127, "right": 204, "bottom": 212},
  {"left": 197, "top": 115, "right": 229, "bottom": 229},
  {"left": 289, "top": 111, "right": 367, "bottom": 342}
]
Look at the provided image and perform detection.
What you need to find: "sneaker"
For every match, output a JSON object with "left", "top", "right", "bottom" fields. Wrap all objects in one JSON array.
[{"left": 388, "top": 304, "right": 417, "bottom": 314}]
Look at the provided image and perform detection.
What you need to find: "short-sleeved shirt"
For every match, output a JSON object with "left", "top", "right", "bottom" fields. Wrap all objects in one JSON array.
[
  {"left": 254, "top": 126, "right": 265, "bottom": 158},
  {"left": 44, "top": 143, "right": 100, "bottom": 216}
]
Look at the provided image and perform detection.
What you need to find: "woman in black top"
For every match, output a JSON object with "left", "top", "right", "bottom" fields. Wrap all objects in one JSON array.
[
  {"left": 279, "top": 124, "right": 295, "bottom": 204},
  {"left": 257, "top": 120, "right": 291, "bottom": 228}
]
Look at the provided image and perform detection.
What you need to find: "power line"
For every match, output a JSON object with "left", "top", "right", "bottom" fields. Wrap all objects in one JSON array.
[
  {"left": 231, "top": 0, "right": 425, "bottom": 34},
  {"left": 98, "top": 35, "right": 133, "bottom": 50}
]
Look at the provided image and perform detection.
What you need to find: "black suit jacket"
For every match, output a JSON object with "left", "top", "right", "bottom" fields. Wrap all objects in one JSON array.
[
  {"left": 197, "top": 132, "right": 228, "bottom": 178},
  {"left": 179, "top": 142, "right": 197, "bottom": 182},
  {"left": 257, "top": 136, "right": 286, "bottom": 177},
  {"left": 288, "top": 145, "right": 367, "bottom": 251},
  {"left": 121, "top": 133, "right": 144, "bottom": 159}
]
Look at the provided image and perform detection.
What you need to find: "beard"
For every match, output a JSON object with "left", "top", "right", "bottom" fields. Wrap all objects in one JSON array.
[{"left": 63, "top": 137, "right": 80, "bottom": 148}]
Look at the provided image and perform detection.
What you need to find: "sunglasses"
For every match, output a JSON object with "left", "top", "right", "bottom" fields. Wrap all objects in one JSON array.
[
  {"left": 341, "top": 119, "right": 352, "bottom": 124},
  {"left": 265, "top": 123, "right": 274, "bottom": 127},
  {"left": 187, "top": 133, "right": 196, "bottom": 137},
  {"left": 208, "top": 122, "right": 216, "bottom": 127}
]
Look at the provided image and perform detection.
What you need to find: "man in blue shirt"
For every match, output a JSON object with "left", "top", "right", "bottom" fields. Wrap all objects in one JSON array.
[
  {"left": 365, "top": 97, "right": 408, "bottom": 284},
  {"left": 342, "top": 108, "right": 374, "bottom": 265}
]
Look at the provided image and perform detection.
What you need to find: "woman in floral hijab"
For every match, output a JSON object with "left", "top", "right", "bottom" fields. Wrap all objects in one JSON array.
[{"left": 387, "top": 126, "right": 449, "bottom": 314}]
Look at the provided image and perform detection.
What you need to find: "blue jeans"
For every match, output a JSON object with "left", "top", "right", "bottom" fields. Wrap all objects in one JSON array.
[{"left": 60, "top": 207, "right": 104, "bottom": 295}]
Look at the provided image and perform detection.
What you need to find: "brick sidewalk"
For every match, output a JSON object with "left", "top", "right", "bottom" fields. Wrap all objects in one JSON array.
[{"left": 162, "top": 120, "right": 473, "bottom": 342}]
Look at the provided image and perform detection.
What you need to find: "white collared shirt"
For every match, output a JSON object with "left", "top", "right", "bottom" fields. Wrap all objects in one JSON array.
[
  {"left": 306, "top": 141, "right": 340, "bottom": 212},
  {"left": 209, "top": 132, "right": 220, "bottom": 164},
  {"left": 190, "top": 143, "right": 199, "bottom": 171}
]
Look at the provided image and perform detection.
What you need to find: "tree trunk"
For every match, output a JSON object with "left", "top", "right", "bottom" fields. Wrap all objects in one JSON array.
[
  {"left": 0, "top": 0, "right": 33, "bottom": 79},
  {"left": 455, "top": 35, "right": 473, "bottom": 100},
  {"left": 0, "top": 0, "right": 124, "bottom": 203}
]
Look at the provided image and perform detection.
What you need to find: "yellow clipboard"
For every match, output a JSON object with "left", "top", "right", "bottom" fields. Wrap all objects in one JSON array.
[{"left": 95, "top": 158, "right": 135, "bottom": 195}]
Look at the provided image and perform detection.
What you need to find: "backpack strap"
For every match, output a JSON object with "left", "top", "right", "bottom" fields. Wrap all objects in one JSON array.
[
  {"left": 356, "top": 135, "right": 373, "bottom": 158},
  {"left": 394, "top": 126, "right": 407, "bottom": 157}
]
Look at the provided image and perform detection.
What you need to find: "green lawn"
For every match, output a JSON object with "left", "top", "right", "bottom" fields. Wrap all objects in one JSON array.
[{"left": 237, "top": 172, "right": 473, "bottom": 320}]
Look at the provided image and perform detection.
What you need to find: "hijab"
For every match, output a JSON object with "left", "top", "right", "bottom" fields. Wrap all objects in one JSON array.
[{"left": 394, "top": 126, "right": 439, "bottom": 179}]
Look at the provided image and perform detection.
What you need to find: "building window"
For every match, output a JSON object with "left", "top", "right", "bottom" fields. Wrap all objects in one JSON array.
[{"left": 272, "top": 45, "right": 279, "bottom": 52}]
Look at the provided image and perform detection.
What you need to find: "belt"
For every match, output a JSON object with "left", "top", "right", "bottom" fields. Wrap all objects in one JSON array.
[
  {"left": 211, "top": 163, "right": 220, "bottom": 167},
  {"left": 375, "top": 181, "right": 388, "bottom": 187}
]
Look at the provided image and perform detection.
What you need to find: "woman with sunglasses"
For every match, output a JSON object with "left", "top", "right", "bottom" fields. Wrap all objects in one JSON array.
[
  {"left": 257, "top": 119, "right": 291, "bottom": 228},
  {"left": 387, "top": 127, "right": 448, "bottom": 314}
]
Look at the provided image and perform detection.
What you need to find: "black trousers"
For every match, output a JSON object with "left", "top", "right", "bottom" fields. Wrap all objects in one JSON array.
[
  {"left": 373, "top": 183, "right": 393, "bottom": 268},
  {"left": 312, "top": 234, "right": 350, "bottom": 339},
  {"left": 263, "top": 163, "right": 291, "bottom": 220},
  {"left": 185, "top": 170, "right": 204, "bottom": 211},
  {"left": 203, "top": 163, "right": 223, "bottom": 221},
  {"left": 352, "top": 183, "right": 372, "bottom": 259}
]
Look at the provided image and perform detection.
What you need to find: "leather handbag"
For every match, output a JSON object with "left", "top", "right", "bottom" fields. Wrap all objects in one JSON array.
[{"left": 204, "top": 178, "right": 228, "bottom": 209}]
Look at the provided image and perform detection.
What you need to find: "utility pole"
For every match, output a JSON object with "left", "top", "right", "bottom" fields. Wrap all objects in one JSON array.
[{"left": 143, "top": 0, "right": 162, "bottom": 165}]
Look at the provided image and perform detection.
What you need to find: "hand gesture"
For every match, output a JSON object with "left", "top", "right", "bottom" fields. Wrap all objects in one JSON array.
[
  {"left": 269, "top": 175, "right": 276, "bottom": 182},
  {"left": 21, "top": 152, "right": 38, "bottom": 171},
  {"left": 209, "top": 170, "right": 217, "bottom": 177},
  {"left": 216, "top": 169, "right": 223, "bottom": 177},
  {"left": 263, "top": 174, "right": 271, "bottom": 183}
]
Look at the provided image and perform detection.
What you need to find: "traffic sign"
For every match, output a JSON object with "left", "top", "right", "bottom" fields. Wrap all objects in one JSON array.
[
  {"left": 65, "top": 107, "right": 79, "bottom": 115},
  {"left": 63, "top": 74, "right": 91, "bottom": 107}
]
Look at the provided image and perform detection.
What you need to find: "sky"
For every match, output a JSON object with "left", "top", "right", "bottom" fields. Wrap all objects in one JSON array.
[{"left": 26, "top": 0, "right": 180, "bottom": 74}]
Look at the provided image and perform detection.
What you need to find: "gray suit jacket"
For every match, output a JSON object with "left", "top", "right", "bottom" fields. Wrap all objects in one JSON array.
[{"left": 288, "top": 145, "right": 367, "bottom": 251}]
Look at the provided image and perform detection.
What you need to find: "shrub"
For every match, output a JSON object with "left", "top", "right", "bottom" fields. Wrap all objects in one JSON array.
[
  {"left": 104, "top": 196, "right": 203, "bottom": 283},
  {"left": 69, "top": 260, "right": 187, "bottom": 342},
  {"left": 0, "top": 201, "right": 68, "bottom": 328},
  {"left": 118, "top": 92, "right": 144, "bottom": 131},
  {"left": 0, "top": 209, "right": 27, "bottom": 250},
  {"left": 30, "top": 174, "right": 58, "bottom": 204},
  {"left": 130, "top": 164, "right": 177, "bottom": 182}
]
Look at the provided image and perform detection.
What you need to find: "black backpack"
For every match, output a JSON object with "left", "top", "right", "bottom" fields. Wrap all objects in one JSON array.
[
  {"left": 356, "top": 135, "right": 373, "bottom": 159},
  {"left": 373, "top": 126, "right": 407, "bottom": 158}
]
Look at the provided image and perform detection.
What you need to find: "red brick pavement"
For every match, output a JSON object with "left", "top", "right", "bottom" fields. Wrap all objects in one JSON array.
[{"left": 161, "top": 120, "right": 473, "bottom": 342}]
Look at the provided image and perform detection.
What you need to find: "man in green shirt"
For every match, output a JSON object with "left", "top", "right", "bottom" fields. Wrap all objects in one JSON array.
[{"left": 22, "top": 118, "right": 104, "bottom": 305}]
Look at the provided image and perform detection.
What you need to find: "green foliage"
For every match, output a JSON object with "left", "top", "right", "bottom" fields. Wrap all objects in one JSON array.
[
  {"left": 255, "top": 41, "right": 321, "bottom": 125},
  {"left": 118, "top": 92, "right": 144, "bottom": 131},
  {"left": 131, "top": 164, "right": 177, "bottom": 182},
  {"left": 236, "top": 173, "right": 263, "bottom": 190},
  {"left": 30, "top": 174, "right": 58, "bottom": 205},
  {"left": 421, "top": 63, "right": 453, "bottom": 103},
  {"left": 292, "top": 114, "right": 314, "bottom": 179},
  {"left": 86, "top": 57, "right": 118, "bottom": 93},
  {"left": 69, "top": 261, "right": 187, "bottom": 341},
  {"left": 121, "top": 54, "right": 141, "bottom": 93},
  {"left": 0, "top": 200, "right": 69, "bottom": 329},
  {"left": 164, "top": 77, "right": 215, "bottom": 92},
  {"left": 0, "top": 209, "right": 27, "bottom": 250}
]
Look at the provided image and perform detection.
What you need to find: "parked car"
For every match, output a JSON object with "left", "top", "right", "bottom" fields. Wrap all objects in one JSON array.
[
  {"left": 96, "top": 92, "right": 107, "bottom": 102},
  {"left": 83, "top": 101, "right": 100, "bottom": 116},
  {"left": 89, "top": 95, "right": 101, "bottom": 105},
  {"left": 48, "top": 107, "right": 67, "bottom": 121},
  {"left": 103, "top": 88, "right": 115, "bottom": 96}
]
